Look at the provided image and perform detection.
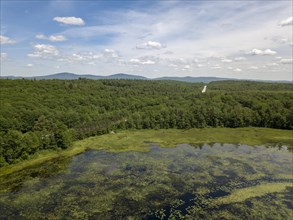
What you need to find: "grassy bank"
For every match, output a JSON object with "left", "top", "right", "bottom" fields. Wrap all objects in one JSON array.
[
  {"left": 77, "top": 127, "right": 292, "bottom": 152},
  {"left": 0, "top": 127, "right": 292, "bottom": 177}
]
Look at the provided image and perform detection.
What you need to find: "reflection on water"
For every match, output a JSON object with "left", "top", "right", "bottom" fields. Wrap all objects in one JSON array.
[{"left": 0, "top": 144, "right": 292, "bottom": 219}]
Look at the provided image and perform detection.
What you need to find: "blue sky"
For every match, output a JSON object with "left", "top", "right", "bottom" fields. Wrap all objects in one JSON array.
[{"left": 1, "top": 0, "right": 292, "bottom": 80}]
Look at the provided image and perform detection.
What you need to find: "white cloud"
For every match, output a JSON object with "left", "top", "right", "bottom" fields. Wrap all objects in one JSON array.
[
  {"left": 35, "top": 34, "right": 47, "bottom": 40},
  {"left": 248, "top": 66, "right": 259, "bottom": 70},
  {"left": 62, "top": 52, "right": 98, "bottom": 63},
  {"left": 267, "top": 63, "right": 279, "bottom": 66},
  {"left": 72, "top": 53, "right": 86, "bottom": 61},
  {"left": 129, "top": 58, "right": 140, "bottom": 64},
  {"left": 49, "top": 35, "right": 67, "bottom": 42},
  {"left": 248, "top": 48, "right": 277, "bottom": 55},
  {"left": 234, "top": 57, "right": 246, "bottom": 61},
  {"left": 26, "top": 64, "right": 34, "bottom": 67},
  {"left": 211, "top": 66, "right": 221, "bottom": 69},
  {"left": 129, "top": 58, "right": 155, "bottom": 65},
  {"left": 53, "top": 16, "right": 85, "bottom": 25},
  {"left": 165, "top": 58, "right": 188, "bottom": 66},
  {"left": 28, "top": 44, "right": 59, "bottom": 58},
  {"left": 234, "top": 68, "right": 242, "bottom": 72},
  {"left": 102, "top": 49, "right": 119, "bottom": 58},
  {"left": 197, "top": 64, "right": 205, "bottom": 68},
  {"left": 143, "top": 60, "right": 156, "bottom": 64},
  {"left": 169, "top": 64, "right": 178, "bottom": 67},
  {"left": 221, "top": 59, "right": 233, "bottom": 63},
  {"left": 280, "top": 38, "right": 288, "bottom": 43},
  {"left": 36, "top": 34, "right": 67, "bottom": 42},
  {"left": 279, "top": 17, "right": 293, "bottom": 26},
  {"left": 0, "top": 35, "right": 16, "bottom": 44},
  {"left": 279, "top": 58, "right": 293, "bottom": 64},
  {"left": 60, "top": 49, "right": 121, "bottom": 64},
  {"left": 0, "top": 52, "right": 7, "bottom": 60},
  {"left": 136, "top": 41, "right": 165, "bottom": 50}
]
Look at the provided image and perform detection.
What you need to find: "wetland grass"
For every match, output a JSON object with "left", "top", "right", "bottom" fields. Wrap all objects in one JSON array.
[{"left": 1, "top": 127, "right": 291, "bottom": 178}]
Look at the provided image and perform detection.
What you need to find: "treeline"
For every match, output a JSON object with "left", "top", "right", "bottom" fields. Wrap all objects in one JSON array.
[{"left": 0, "top": 79, "right": 292, "bottom": 166}]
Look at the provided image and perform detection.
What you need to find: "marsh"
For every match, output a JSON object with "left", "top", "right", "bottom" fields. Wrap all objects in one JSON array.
[{"left": 0, "top": 143, "right": 292, "bottom": 219}]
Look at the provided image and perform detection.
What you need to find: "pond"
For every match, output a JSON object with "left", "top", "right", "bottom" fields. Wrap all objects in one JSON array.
[{"left": 0, "top": 143, "right": 292, "bottom": 219}]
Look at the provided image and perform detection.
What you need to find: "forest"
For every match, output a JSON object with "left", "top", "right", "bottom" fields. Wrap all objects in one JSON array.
[{"left": 0, "top": 79, "right": 292, "bottom": 166}]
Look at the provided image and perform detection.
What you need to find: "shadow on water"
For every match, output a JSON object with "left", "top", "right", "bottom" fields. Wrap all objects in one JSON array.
[
  {"left": 0, "top": 143, "right": 292, "bottom": 219},
  {"left": 0, "top": 156, "right": 72, "bottom": 193}
]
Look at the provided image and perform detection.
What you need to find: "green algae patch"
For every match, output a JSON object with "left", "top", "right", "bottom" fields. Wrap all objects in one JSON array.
[{"left": 216, "top": 182, "right": 292, "bottom": 205}]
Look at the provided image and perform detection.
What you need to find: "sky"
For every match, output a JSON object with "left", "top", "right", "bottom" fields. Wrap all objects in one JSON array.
[{"left": 0, "top": 0, "right": 292, "bottom": 80}]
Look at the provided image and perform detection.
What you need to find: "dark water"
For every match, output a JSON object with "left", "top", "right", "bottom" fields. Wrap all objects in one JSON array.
[{"left": 0, "top": 144, "right": 292, "bottom": 219}]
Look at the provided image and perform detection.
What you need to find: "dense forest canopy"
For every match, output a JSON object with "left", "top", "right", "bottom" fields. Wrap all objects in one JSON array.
[{"left": 0, "top": 79, "right": 292, "bottom": 166}]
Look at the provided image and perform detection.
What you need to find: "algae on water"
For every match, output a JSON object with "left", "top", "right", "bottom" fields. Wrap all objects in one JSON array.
[{"left": 0, "top": 143, "right": 292, "bottom": 219}]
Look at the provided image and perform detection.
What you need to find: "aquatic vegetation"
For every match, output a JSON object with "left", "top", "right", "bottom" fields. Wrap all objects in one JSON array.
[
  {"left": 1, "top": 127, "right": 291, "bottom": 178},
  {"left": 216, "top": 182, "right": 292, "bottom": 204},
  {"left": 0, "top": 143, "right": 292, "bottom": 219}
]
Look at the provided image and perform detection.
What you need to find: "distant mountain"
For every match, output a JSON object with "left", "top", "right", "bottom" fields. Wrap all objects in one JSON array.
[
  {"left": 0, "top": 72, "right": 291, "bottom": 83},
  {"left": 0, "top": 75, "right": 21, "bottom": 79},
  {"left": 0, "top": 73, "right": 231, "bottom": 82},
  {"left": 106, "top": 73, "right": 147, "bottom": 80},
  {"left": 155, "top": 76, "right": 232, "bottom": 83},
  {"left": 23, "top": 72, "right": 146, "bottom": 80},
  {"left": 27, "top": 72, "right": 102, "bottom": 80}
]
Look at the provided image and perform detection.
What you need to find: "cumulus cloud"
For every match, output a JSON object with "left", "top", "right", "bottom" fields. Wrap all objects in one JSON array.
[
  {"left": 279, "top": 58, "right": 293, "bottom": 64},
  {"left": 248, "top": 48, "right": 277, "bottom": 55},
  {"left": 248, "top": 66, "right": 259, "bottom": 70},
  {"left": 62, "top": 49, "right": 120, "bottom": 64},
  {"left": 28, "top": 44, "right": 59, "bottom": 58},
  {"left": 102, "top": 49, "right": 119, "bottom": 58},
  {"left": 234, "top": 68, "right": 242, "bottom": 72},
  {"left": 36, "top": 34, "right": 67, "bottom": 42},
  {"left": 53, "top": 16, "right": 85, "bottom": 25},
  {"left": 71, "top": 53, "right": 86, "bottom": 61},
  {"left": 211, "top": 66, "right": 222, "bottom": 69},
  {"left": 234, "top": 57, "right": 246, "bottom": 61},
  {"left": 0, "top": 52, "right": 7, "bottom": 60},
  {"left": 168, "top": 64, "right": 178, "bottom": 67},
  {"left": 279, "top": 17, "right": 293, "bottom": 26},
  {"left": 136, "top": 41, "right": 165, "bottom": 50},
  {"left": 165, "top": 58, "right": 188, "bottom": 65},
  {"left": 35, "top": 34, "right": 46, "bottom": 40},
  {"left": 129, "top": 58, "right": 155, "bottom": 65},
  {"left": 267, "top": 63, "right": 279, "bottom": 66},
  {"left": 197, "top": 64, "right": 205, "bottom": 68},
  {"left": 0, "top": 35, "right": 16, "bottom": 44},
  {"left": 221, "top": 59, "right": 233, "bottom": 63},
  {"left": 61, "top": 51, "right": 99, "bottom": 63}
]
